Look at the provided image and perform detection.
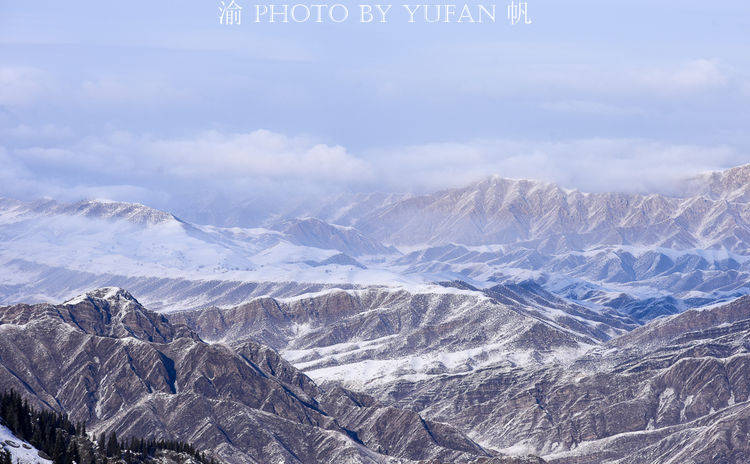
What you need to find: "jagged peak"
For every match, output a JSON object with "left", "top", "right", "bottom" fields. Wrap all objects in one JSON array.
[
  {"left": 480, "top": 174, "right": 557, "bottom": 189},
  {"left": 59, "top": 287, "right": 185, "bottom": 343},
  {"left": 64, "top": 286, "right": 140, "bottom": 307},
  {"left": 684, "top": 162, "right": 750, "bottom": 201},
  {"left": 704, "top": 162, "right": 750, "bottom": 176},
  {"left": 448, "top": 175, "right": 580, "bottom": 200},
  {"left": 62, "top": 198, "right": 181, "bottom": 225}
]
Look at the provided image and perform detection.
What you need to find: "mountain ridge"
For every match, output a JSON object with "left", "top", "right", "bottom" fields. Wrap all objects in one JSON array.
[
  {"left": 349, "top": 171, "right": 750, "bottom": 252},
  {"left": 0, "top": 288, "right": 540, "bottom": 464}
]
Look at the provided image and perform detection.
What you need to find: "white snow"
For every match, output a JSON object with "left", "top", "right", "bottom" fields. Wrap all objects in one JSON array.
[
  {"left": 291, "top": 340, "right": 591, "bottom": 389},
  {"left": 0, "top": 424, "right": 52, "bottom": 464}
]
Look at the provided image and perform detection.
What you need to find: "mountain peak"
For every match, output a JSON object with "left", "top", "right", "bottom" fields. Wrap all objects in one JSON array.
[
  {"left": 64, "top": 286, "right": 139, "bottom": 307},
  {"left": 685, "top": 163, "right": 750, "bottom": 201},
  {"left": 9, "top": 197, "right": 182, "bottom": 226},
  {"left": 60, "top": 287, "right": 181, "bottom": 342},
  {"left": 65, "top": 199, "right": 180, "bottom": 226},
  {"left": 481, "top": 174, "right": 556, "bottom": 188}
]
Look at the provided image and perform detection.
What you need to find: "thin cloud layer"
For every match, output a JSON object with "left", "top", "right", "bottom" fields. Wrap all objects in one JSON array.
[
  {"left": 2, "top": 127, "right": 747, "bottom": 225},
  {"left": 0, "top": 66, "right": 50, "bottom": 106},
  {"left": 368, "top": 138, "right": 744, "bottom": 194},
  {"left": 636, "top": 59, "right": 728, "bottom": 94},
  {"left": 10, "top": 129, "right": 367, "bottom": 183}
]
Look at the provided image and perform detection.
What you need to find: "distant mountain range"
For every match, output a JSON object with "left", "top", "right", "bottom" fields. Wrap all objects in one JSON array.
[
  {"left": 321, "top": 164, "right": 750, "bottom": 252},
  {"left": 2, "top": 164, "right": 749, "bottom": 318}
]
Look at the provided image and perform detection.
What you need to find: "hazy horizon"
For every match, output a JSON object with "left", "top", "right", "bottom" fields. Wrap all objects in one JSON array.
[{"left": 2, "top": 0, "right": 749, "bottom": 221}]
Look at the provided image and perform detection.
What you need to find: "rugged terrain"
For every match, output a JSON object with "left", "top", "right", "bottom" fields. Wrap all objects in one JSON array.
[
  {"left": 0, "top": 288, "right": 541, "bottom": 464},
  {"left": 1, "top": 164, "right": 750, "bottom": 464},
  {"left": 368, "top": 295, "right": 750, "bottom": 463},
  {"left": 170, "top": 282, "right": 636, "bottom": 389},
  {"left": 343, "top": 165, "right": 750, "bottom": 252},
  {"left": 2, "top": 165, "right": 749, "bottom": 320},
  {"left": 175, "top": 288, "right": 750, "bottom": 463}
]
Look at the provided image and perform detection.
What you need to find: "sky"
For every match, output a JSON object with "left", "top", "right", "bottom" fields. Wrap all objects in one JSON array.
[{"left": 1, "top": 0, "right": 749, "bottom": 224}]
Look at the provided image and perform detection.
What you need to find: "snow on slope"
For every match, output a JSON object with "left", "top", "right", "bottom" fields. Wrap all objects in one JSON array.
[
  {"left": 2, "top": 164, "right": 750, "bottom": 315},
  {"left": 0, "top": 424, "right": 52, "bottom": 464},
  {"left": 0, "top": 198, "right": 409, "bottom": 290},
  {"left": 350, "top": 172, "right": 750, "bottom": 253},
  {"left": 170, "top": 281, "right": 633, "bottom": 390}
]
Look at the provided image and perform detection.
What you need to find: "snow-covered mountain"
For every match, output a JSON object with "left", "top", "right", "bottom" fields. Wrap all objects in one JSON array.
[
  {"left": 271, "top": 217, "right": 395, "bottom": 256},
  {"left": 364, "top": 295, "right": 750, "bottom": 464},
  {"left": 2, "top": 164, "right": 750, "bottom": 318},
  {"left": 393, "top": 243, "right": 750, "bottom": 321},
  {"left": 0, "top": 288, "right": 534, "bottom": 464},
  {"left": 0, "top": 197, "right": 410, "bottom": 307},
  {"left": 348, "top": 170, "right": 750, "bottom": 253},
  {"left": 280, "top": 191, "right": 412, "bottom": 228},
  {"left": 2, "top": 165, "right": 750, "bottom": 464},
  {"left": 170, "top": 281, "right": 636, "bottom": 389},
  {"left": 684, "top": 163, "right": 750, "bottom": 202},
  {"left": 312, "top": 164, "right": 750, "bottom": 320}
]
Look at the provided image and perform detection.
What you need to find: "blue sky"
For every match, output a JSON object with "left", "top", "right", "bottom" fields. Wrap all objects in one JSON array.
[{"left": 1, "top": 0, "right": 749, "bottom": 222}]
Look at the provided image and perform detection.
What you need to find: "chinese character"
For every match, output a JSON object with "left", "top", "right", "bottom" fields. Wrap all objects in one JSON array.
[
  {"left": 219, "top": 0, "right": 243, "bottom": 25},
  {"left": 507, "top": 1, "right": 531, "bottom": 25}
]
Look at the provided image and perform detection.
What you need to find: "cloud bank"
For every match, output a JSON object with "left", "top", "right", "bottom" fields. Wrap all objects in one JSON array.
[{"left": 2, "top": 126, "right": 746, "bottom": 225}]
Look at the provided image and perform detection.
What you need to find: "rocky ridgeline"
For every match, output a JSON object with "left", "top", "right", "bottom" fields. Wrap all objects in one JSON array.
[
  {"left": 169, "top": 283, "right": 636, "bottom": 390},
  {"left": 364, "top": 296, "right": 750, "bottom": 464},
  {"left": 347, "top": 165, "right": 750, "bottom": 253},
  {"left": 0, "top": 288, "right": 540, "bottom": 464},
  {"left": 169, "top": 286, "right": 750, "bottom": 462}
]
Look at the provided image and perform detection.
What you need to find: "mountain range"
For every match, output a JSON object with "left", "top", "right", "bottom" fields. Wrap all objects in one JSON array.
[
  {"left": 344, "top": 164, "right": 750, "bottom": 252},
  {"left": 0, "top": 288, "right": 542, "bottom": 464},
  {"left": 3, "top": 165, "right": 749, "bottom": 317},
  {"left": 1, "top": 163, "right": 750, "bottom": 463}
]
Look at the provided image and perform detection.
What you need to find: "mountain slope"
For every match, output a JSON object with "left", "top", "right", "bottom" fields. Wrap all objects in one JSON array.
[
  {"left": 394, "top": 243, "right": 750, "bottom": 321},
  {"left": 0, "top": 424, "right": 52, "bottom": 464},
  {"left": 685, "top": 163, "right": 750, "bottom": 202},
  {"left": 170, "top": 282, "right": 636, "bottom": 389},
  {"left": 0, "top": 288, "right": 538, "bottom": 464},
  {"left": 272, "top": 217, "right": 395, "bottom": 256},
  {"left": 0, "top": 197, "right": 404, "bottom": 307},
  {"left": 361, "top": 295, "right": 750, "bottom": 464},
  {"left": 2, "top": 164, "right": 750, "bottom": 318},
  {"left": 351, "top": 172, "right": 750, "bottom": 253}
]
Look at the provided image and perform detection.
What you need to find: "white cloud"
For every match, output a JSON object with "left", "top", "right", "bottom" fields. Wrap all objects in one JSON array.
[
  {"left": 146, "top": 130, "right": 369, "bottom": 181},
  {"left": 367, "top": 138, "right": 745, "bottom": 195},
  {"left": 2, "top": 127, "right": 747, "bottom": 224},
  {"left": 0, "top": 67, "right": 49, "bottom": 106},
  {"left": 635, "top": 59, "right": 728, "bottom": 95},
  {"left": 6, "top": 129, "right": 372, "bottom": 196},
  {"left": 540, "top": 100, "right": 645, "bottom": 116}
]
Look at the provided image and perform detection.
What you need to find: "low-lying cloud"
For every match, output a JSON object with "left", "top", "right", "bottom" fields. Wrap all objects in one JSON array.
[
  {"left": 2, "top": 127, "right": 747, "bottom": 225},
  {"left": 371, "top": 138, "right": 743, "bottom": 194}
]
